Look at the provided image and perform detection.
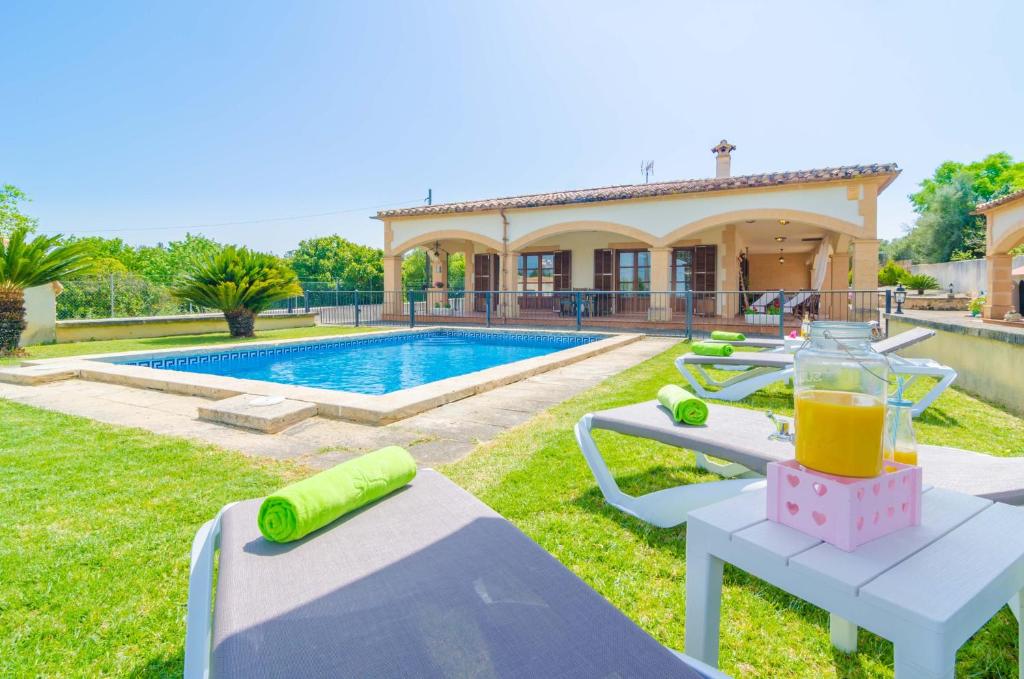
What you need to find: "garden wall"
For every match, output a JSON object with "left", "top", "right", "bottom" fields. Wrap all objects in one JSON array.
[
  {"left": 911, "top": 256, "right": 1024, "bottom": 296},
  {"left": 21, "top": 284, "right": 58, "bottom": 347},
  {"left": 886, "top": 313, "right": 1024, "bottom": 417},
  {"left": 54, "top": 312, "right": 318, "bottom": 343}
]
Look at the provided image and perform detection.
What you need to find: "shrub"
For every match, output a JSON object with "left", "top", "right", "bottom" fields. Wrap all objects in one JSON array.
[
  {"left": 172, "top": 246, "right": 302, "bottom": 337},
  {"left": 904, "top": 273, "right": 939, "bottom": 294},
  {"left": 878, "top": 260, "right": 909, "bottom": 286},
  {"left": 969, "top": 296, "right": 986, "bottom": 315}
]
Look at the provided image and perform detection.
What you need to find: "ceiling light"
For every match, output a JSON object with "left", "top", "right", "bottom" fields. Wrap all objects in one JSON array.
[
  {"left": 778, "top": 219, "right": 790, "bottom": 226},
  {"left": 774, "top": 235, "right": 786, "bottom": 242},
  {"left": 778, "top": 248, "right": 785, "bottom": 264},
  {"left": 745, "top": 219, "right": 756, "bottom": 223}
]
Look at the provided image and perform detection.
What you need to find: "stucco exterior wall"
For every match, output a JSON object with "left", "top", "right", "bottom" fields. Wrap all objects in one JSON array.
[
  {"left": 747, "top": 254, "right": 812, "bottom": 291},
  {"left": 886, "top": 314, "right": 1024, "bottom": 417},
  {"left": 988, "top": 200, "right": 1024, "bottom": 252},
  {"left": 55, "top": 312, "right": 317, "bottom": 343},
  {"left": 21, "top": 284, "right": 57, "bottom": 346}
]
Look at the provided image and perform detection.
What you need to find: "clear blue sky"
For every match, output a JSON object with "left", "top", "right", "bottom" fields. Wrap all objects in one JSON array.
[{"left": 1, "top": 1, "right": 1020, "bottom": 253}]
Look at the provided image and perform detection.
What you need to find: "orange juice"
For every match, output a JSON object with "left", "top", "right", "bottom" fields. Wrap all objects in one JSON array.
[
  {"left": 795, "top": 390, "right": 885, "bottom": 477},
  {"left": 893, "top": 448, "right": 918, "bottom": 465}
]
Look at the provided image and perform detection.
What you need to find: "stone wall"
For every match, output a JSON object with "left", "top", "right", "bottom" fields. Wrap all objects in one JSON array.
[
  {"left": 911, "top": 256, "right": 1024, "bottom": 297},
  {"left": 55, "top": 312, "right": 318, "bottom": 343}
]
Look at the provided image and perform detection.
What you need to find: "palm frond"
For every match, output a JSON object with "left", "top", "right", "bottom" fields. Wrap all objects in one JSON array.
[
  {"left": 0, "top": 226, "right": 94, "bottom": 290},
  {"left": 172, "top": 246, "right": 302, "bottom": 314}
]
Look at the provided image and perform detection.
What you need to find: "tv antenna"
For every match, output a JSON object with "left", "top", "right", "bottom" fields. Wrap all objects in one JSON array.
[
  {"left": 424, "top": 188, "right": 433, "bottom": 205},
  {"left": 640, "top": 161, "right": 654, "bottom": 184}
]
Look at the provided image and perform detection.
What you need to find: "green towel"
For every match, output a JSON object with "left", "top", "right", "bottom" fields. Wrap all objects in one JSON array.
[
  {"left": 692, "top": 341, "right": 734, "bottom": 357},
  {"left": 710, "top": 330, "right": 746, "bottom": 342},
  {"left": 258, "top": 446, "right": 417, "bottom": 543},
  {"left": 657, "top": 385, "right": 709, "bottom": 425}
]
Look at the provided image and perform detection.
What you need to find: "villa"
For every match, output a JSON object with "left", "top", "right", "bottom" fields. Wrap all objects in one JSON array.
[{"left": 376, "top": 141, "right": 899, "bottom": 327}]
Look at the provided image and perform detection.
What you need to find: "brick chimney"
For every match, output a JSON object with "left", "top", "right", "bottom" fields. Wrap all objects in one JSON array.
[{"left": 711, "top": 139, "right": 736, "bottom": 178}]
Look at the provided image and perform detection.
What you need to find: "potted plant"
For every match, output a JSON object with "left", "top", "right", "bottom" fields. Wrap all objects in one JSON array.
[
  {"left": 0, "top": 226, "right": 92, "bottom": 353},
  {"left": 904, "top": 273, "right": 938, "bottom": 295},
  {"left": 969, "top": 296, "right": 985, "bottom": 317}
]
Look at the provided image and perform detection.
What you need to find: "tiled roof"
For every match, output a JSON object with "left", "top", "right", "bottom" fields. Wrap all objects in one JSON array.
[
  {"left": 376, "top": 163, "right": 900, "bottom": 218},
  {"left": 975, "top": 188, "right": 1024, "bottom": 212}
]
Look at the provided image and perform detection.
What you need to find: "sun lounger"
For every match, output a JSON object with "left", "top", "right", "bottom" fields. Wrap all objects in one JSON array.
[
  {"left": 576, "top": 400, "right": 1024, "bottom": 529},
  {"left": 184, "top": 469, "right": 727, "bottom": 679},
  {"left": 676, "top": 328, "right": 955, "bottom": 416}
]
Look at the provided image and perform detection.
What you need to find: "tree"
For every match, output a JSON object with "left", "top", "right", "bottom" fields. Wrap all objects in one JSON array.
[
  {"left": 172, "top": 246, "right": 302, "bottom": 337},
  {"left": 0, "top": 226, "right": 92, "bottom": 352},
  {"left": 288, "top": 236, "right": 383, "bottom": 289},
  {"left": 913, "top": 173, "right": 985, "bottom": 263},
  {"left": 902, "top": 153, "right": 1024, "bottom": 263},
  {"left": 0, "top": 185, "right": 39, "bottom": 237}
]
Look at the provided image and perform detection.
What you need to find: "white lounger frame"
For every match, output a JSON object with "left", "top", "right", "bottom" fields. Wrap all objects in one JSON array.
[
  {"left": 674, "top": 355, "right": 956, "bottom": 418},
  {"left": 574, "top": 414, "right": 765, "bottom": 528}
]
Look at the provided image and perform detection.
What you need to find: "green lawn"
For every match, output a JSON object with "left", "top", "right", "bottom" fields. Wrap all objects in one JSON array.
[
  {"left": 1, "top": 325, "right": 375, "bottom": 365},
  {"left": 0, "top": 400, "right": 302, "bottom": 677},
  {"left": 2, "top": 338, "right": 1021, "bottom": 677}
]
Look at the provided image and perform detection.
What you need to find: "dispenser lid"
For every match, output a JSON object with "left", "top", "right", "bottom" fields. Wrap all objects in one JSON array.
[{"left": 887, "top": 396, "right": 913, "bottom": 408}]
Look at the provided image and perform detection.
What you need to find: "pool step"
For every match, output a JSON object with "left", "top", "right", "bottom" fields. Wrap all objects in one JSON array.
[{"left": 198, "top": 394, "right": 318, "bottom": 434}]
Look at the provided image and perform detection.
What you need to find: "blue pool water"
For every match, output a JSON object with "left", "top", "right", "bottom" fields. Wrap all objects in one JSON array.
[{"left": 112, "top": 330, "right": 601, "bottom": 395}]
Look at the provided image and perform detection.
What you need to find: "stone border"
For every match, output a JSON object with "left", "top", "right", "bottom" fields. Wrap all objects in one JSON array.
[
  {"left": 6, "top": 327, "right": 642, "bottom": 425},
  {"left": 883, "top": 313, "right": 1024, "bottom": 346}
]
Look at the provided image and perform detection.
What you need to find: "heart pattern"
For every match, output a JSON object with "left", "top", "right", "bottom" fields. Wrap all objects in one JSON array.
[
  {"left": 812, "top": 482, "right": 828, "bottom": 497},
  {"left": 811, "top": 511, "right": 827, "bottom": 526},
  {"left": 786, "top": 501, "right": 800, "bottom": 515},
  {"left": 786, "top": 474, "right": 800, "bottom": 487}
]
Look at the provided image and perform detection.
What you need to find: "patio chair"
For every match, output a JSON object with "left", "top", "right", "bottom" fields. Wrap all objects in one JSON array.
[
  {"left": 184, "top": 469, "right": 728, "bottom": 679},
  {"left": 676, "top": 327, "right": 955, "bottom": 417},
  {"left": 575, "top": 400, "right": 1024, "bottom": 529}
]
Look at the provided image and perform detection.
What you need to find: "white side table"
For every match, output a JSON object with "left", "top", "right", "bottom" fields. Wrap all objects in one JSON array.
[{"left": 685, "top": 487, "right": 1024, "bottom": 678}]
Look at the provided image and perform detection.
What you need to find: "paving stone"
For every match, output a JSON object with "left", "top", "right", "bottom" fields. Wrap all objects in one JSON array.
[{"left": 198, "top": 394, "right": 318, "bottom": 433}]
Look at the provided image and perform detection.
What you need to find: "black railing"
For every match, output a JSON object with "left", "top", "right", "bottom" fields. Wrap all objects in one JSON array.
[{"left": 304, "top": 289, "right": 884, "bottom": 337}]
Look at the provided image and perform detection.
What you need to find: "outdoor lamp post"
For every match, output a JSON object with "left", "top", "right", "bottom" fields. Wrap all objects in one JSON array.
[
  {"left": 948, "top": 283, "right": 954, "bottom": 299},
  {"left": 894, "top": 284, "right": 907, "bottom": 315}
]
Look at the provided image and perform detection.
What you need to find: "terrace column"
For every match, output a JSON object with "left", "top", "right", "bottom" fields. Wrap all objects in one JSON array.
[
  {"left": 851, "top": 239, "right": 880, "bottom": 317},
  {"left": 851, "top": 239, "right": 880, "bottom": 292},
  {"left": 463, "top": 247, "right": 475, "bottom": 292},
  {"left": 823, "top": 252, "right": 851, "bottom": 320},
  {"left": 382, "top": 255, "right": 403, "bottom": 315},
  {"left": 648, "top": 247, "right": 673, "bottom": 322},
  {"left": 498, "top": 251, "right": 520, "bottom": 318},
  {"left": 984, "top": 253, "right": 1014, "bottom": 319}
]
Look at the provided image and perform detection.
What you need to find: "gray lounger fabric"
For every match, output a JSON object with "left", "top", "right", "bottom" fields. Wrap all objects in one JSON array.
[
  {"left": 590, "top": 400, "right": 1024, "bottom": 504},
  {"left": 212, "top": 469, "right": 703, "bottom": 679}
]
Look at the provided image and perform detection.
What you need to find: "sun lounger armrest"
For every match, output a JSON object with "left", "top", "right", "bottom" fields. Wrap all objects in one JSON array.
[{"left": 184, "top": 507, "right": 232, "bottom": 679}]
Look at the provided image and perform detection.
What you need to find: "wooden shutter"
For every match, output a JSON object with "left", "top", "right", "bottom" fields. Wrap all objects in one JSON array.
[
  {"left": 593, "top": 249, "right": 613, "bottom": 291},
  {"left": 554, "top": 250, "right": 572, "bottom": 290},
  {"left": 693, "top": 245, "right": 717, "bottom": 292}
]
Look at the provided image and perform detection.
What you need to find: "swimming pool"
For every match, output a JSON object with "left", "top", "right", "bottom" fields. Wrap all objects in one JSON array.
[{"left": 110, "top": 329, "right": 603, "bottom": 395}]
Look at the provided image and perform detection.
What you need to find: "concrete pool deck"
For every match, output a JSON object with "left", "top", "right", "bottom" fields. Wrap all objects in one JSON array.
[{"left": 0, "top": 336, "right": 678, "bottom": 467}]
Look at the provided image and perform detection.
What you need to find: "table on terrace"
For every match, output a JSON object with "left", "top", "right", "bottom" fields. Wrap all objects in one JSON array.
[{"left": 684, "top": 487, "right": 1024, "bottom": 678}]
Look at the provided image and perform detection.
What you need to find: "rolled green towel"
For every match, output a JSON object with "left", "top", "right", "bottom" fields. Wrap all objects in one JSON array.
[
  {"left": 657, "top": 385, "right": 709, "bottom": 425},
  {"left": 692, "top": 341, "right": 734, "bottom": 357},
  {"left": 710, "top": 330, "right": 746, "bottom": 342},
  {"left": 258, "top": 446, "right": 417, "bottom": 543}
]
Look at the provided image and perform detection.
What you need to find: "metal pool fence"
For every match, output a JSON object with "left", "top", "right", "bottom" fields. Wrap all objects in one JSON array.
[
  {"left": 308, "top": 289, "right": 887, "bottom": 338},
  {"left": 56, "top": 277, "right": 888, "bottom": 338}
]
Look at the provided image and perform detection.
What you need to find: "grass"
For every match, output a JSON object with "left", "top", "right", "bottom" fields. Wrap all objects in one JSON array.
[
  {"left": 442, "top": 342, "right": 1023, "bottom": 678},
  {"left": 0, "top": 400, "right": 304, "bottom": 677},
  {"left": 2, "top": 338, "right": 1021, "bottom": 677},
  {"left": 0, "top": 325, "right": 375, "bottom": 365}
]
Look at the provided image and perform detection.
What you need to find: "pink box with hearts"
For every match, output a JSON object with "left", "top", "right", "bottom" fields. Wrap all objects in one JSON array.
[{"left": 766, "top": 459, "right": 922, "bottom": 552}]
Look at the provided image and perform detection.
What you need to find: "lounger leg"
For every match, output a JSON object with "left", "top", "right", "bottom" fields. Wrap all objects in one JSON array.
[
  {"left": 575, "top": 415, "right": 765, "bottom": 528},
  {"left": 685, "top": 524, "right": 724, "bottom": 667},
  {"left": 909, "top": 369, "right": 957, "bottom": 418},
  {"left": 829, "top": 613, "right": 858, "bottom": 653},
  {"left": 694, "top": 451, "right": 752, "bottom": 479},
  {"left": 674, "top": 356, "right": 788, "bottom": 402}
]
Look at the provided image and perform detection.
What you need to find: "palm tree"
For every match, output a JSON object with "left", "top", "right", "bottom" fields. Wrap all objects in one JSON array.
[
  {"left": 0, "top": 227, "right": 93, "bottom": 353},
  {"left": 173, "top": 246, "right": 303, "bottom": 337}
]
